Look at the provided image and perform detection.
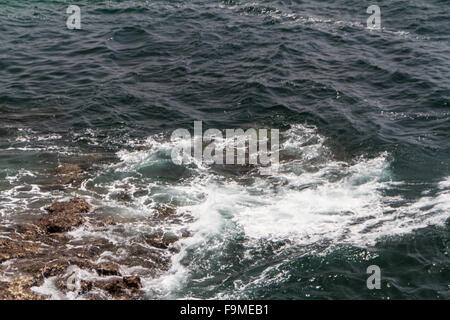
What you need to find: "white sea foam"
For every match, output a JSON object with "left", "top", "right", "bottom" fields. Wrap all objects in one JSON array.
[{"left": 115, "top": 124, "right": 449, "bottom": 298}]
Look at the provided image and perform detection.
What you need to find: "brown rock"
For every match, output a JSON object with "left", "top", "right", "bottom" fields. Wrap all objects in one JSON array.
[
  {"left": 145, "top": 233, "right": 179, "bottom": 249},
  {"left": 153, "top": 205, "right": 176, "bottom": 219},
  {"left": 99, "top": 279, "right": 127, "bottom": 295},
  {"left": 97, "top": 217, "right": 117, "bottom": 227},
  {"left": 123, "top": 276, "right": 142, "bottom": 289},
  {"left": 0, "top": 277, "right": 45, "bottom": 300},
  {"left": 42, "top": 261, "right": 70, "bottom": 277},
  {"left": 38, "top": 198, "right": 90, "bottom": 233},
  {"left": 0, "top": 238, "right": 39, "bottom": 263},
  {"left": 94, "top": 275, "right": 142, "bottom": 298},
  {"left": 80, "top": 280, "right": 93, "bottom": 294},
  {"left": 146, "top": 239, "right": 170, "bottom": 249},
  {"left": 38, "top": 212, "right": 85, "bottom": 233},
  {"left": 14, "top": 224, "right": 41, "bottom": 241},
  {"left": 45, "top": 198, "right": 91, "bottom": 215},
  {"left": 96, "top": 262, "right": 121, "bottom": 276},
  {"left": 0, "top": 195, "right": 175, "bottom": 300},
  {"left": 21, "top": 260, "right": 69, "bottom": 279}
]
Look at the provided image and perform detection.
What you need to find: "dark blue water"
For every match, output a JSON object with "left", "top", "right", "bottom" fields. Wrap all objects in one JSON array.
[{"left": 0, "top": 0, "right": 449, "bottom": 299}]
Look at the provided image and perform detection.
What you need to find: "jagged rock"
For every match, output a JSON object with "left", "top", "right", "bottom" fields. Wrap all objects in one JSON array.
[
  {"left": 153, "top": 205, "right": 176, "bottom": 218},
  {"left": 80, "top": 280, "right": 93, "bottom": 294},
  {"left": 42, "top": 261, "right": 70, "bottom": 278},
  {"left": 38, "top": 198, "right": 90, "bottom": 233},
  {"left": 92, "top": 217, "right": 117, "bottom": 228},
  {"left": 0, "top": 277, "right": 44, "bottom": 300},
  {"left": 146, "top": 239, "right": 170, "bottom": 249},
  {"left": 123, "top": 276, "right": 142, "bottom": 289},
  {"left": 145, "top": 231, "right": 179, "bottom": 250},
  {"left": 66, "top": 257, "right": 96, "bottom": 270},
  {"left": 95, "top": 275, "right": 142, "bottom": 297},
  {"left": 38, "top": 212, "right": 85, "bottom": 233},
  {"left": 20, "top": 260, "right": 68, "bottom": 279},
  {"left": 45, "top": 198, "right": 91, "bottom": 215},
  {"left": 96, "top": 262, "right": 121, "bottom": 276},
  {"left": 0, "top": 194, "right": 189, "bottom": 300},
  {"left": 97, "top": 279, "right": 127, "bottom": 296},
  {"left": 0, "top": 238, "right": 39, "bottom": 263},
  {"left": 13, "top": 224, "right": 42, "bottom": 241}
]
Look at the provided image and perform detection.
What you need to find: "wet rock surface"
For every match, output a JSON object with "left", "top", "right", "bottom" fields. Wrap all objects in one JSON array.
[
  {"left": 96, "top": 262, "right": 121, "bottom": 276},
  {"left": 37, "top": 198, "right": 90, "bottom": 233},
  {"left": 94, "top": 276, "right": 142, "bottom": 298},
  {"left": 38, "top": 214, "right": 84, "bottom": 234},
  {"left": 39, "top": 164, "right": 86, "bottom": 192},
  {"left": 46, "top": 197, "right": 91, "bottom": 215},
  {"left": 0, "top": 154, "right": 192, "bottom": 300},
  {"left": 123, "top": 276, "right": 142, "bottom": 289},
  {"left": 0, "top": 277, "right": 45, "bottom": 300},
  {"left": 0, "top": 194, "right": 183, "bottom": 300},
  {"left": 0, "top": 238, "right": 39, "bottom": 263}
]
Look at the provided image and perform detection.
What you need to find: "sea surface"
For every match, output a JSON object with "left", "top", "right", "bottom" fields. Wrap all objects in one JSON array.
[{"left": 0, "top": 0, "right": 449, "bottom": 299}]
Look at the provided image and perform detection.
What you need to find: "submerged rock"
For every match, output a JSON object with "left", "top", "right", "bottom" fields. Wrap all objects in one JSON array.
[
  {"left": 56, "top": 164, "right": 84, "bottom": 185},
  {"left": 153, "top": 205, "right": 177, "bottom": 217},
  {"left": 111, "top": 191, "right": 133, "bottom": 203}
]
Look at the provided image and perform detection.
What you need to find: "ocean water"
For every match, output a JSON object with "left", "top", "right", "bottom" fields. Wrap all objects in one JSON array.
[{"left": 0, "top": 0, "right": 449, "bottom": 299}]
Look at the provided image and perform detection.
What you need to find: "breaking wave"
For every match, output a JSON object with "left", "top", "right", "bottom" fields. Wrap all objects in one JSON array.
[{"left": 78, "top": 124, "right": 449, "bottom": 299}]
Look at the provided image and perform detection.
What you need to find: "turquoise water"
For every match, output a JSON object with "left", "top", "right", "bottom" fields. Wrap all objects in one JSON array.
[{"left": 0, "top": 0, "right": 449, "bottom": 299}]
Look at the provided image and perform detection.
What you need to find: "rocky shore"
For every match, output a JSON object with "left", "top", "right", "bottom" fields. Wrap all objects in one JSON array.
[{"left": 0, "top": 164, "right": 188, "bottom": 300}]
